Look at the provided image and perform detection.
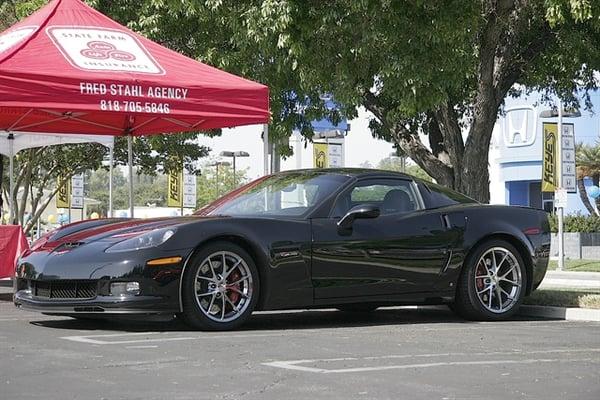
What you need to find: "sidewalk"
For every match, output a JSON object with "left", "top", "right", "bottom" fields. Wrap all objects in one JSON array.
[{"left": 538, "top": 270, "right": 600, "bottom": 290}]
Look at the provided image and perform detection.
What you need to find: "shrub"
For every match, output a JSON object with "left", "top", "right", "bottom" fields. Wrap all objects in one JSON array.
[{"left": 548, "top": 214, "right": 600, "bottom": 233}]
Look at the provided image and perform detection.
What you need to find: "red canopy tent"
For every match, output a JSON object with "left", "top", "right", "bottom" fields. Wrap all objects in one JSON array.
[{"left": 0, "top": 0, "right": 270, "bottom": 217}]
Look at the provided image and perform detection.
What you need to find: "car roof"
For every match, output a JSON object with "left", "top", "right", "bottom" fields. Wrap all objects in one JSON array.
[{"left": 273, "top": 167, "right": 414, "bottom": 180}]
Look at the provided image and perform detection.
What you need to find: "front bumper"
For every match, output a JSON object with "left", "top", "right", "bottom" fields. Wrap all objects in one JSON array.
[
  {"left": 14, "top": 289, "right": 176, "bottom": 315},
  {"left": 14, "top": 244, "right": 195, "bottom": 316}
]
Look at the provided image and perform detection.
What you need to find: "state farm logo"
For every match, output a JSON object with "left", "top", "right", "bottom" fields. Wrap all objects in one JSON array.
[
  {"left": 80, "top": 41, "right": 136, "bottom": 62},
  {"left": 0, "top": 26, "right": 38, "bottom": 54},
  {"left": 46, "top": 27, "right": 164, "bottom": 75}
]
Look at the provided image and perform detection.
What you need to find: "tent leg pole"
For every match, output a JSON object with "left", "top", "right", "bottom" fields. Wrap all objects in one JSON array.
[
  {"left": 9, "top": 136, "right": 14, "bottom": 225},
  {"left": 108, "top": 146, "right": 113, "bottom": 218},
  {"left": 127, "top": 135, "right": 134, "bottom": 218},
  {"left": 263, "top": 124, "right": 269, "bottom": 176}
]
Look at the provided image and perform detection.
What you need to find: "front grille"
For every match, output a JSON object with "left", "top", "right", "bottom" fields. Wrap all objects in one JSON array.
[{"left": 32, "top": 280, "right": 98, "bottom": 299}]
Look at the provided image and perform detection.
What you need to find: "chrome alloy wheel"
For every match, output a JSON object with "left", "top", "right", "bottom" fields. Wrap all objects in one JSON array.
[
  {"left": 194, "top": 251, "right": 253, "bottom": 323},
  {"left": 474, "top": 247, "right": 522, "bottom": 314}
]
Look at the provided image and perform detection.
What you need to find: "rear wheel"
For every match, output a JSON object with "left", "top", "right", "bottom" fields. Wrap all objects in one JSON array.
[
  {"left": 453, "top": 240, "right": 526, "bottom": 320},
  {"left": 181, "top": 242, "right": 259, "bottom": 330}
]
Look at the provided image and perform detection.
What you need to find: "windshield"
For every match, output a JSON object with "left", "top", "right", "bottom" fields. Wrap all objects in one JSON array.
[{"left": 195, "top": 171, "right": 351, "bottom": 217}]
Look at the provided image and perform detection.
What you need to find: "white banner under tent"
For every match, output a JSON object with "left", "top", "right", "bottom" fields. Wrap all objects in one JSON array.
[{"left": 0, "top": 131, "right": 115, "bottom": 223}]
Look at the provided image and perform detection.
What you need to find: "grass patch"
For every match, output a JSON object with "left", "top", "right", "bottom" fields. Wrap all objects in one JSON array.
[
  {"left": 525, "top": 289, "right": 600, "bottom": 309},
  {"left": 547, "top": 259, "right": 600, "bottom": 272}
]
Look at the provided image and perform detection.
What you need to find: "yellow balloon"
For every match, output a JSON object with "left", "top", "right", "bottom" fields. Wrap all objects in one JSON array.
[
  {"left": 47, "top": 214, "right": 56, "bottom": 224},
  {"left": 90, "top": 212, "right": 100, "bottom": 219},
  {"left": 2, "top": 213, "right": 8, "bottom": 223}
]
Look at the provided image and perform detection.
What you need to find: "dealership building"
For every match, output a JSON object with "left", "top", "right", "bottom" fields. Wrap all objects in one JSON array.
[{"left": 488, "top": 91, "right": 600, "bottom": 215}]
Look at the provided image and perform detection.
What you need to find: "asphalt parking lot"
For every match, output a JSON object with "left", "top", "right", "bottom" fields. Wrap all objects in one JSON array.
[{"left": 1, "top": 287, "right": 599, "bottom": 400}]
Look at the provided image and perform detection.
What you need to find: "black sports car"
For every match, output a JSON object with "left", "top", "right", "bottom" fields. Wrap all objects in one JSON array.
[{"left": 14, "top": 168, "right": 550, "bottom": 330}]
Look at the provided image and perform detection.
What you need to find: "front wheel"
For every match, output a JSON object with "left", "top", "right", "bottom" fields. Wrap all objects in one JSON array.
[
  {"left": 453, "top": 240, "right": 527, "bottom": 321},
  {"left": 180, "top": 242, "right": 259, "bottom": 331}
]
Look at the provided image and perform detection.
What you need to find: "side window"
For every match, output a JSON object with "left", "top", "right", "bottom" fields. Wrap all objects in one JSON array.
[{"left": 332, "top": 178, "right": 420, "bottom": 217}]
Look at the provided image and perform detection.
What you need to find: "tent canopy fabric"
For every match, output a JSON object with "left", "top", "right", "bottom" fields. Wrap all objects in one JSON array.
[
  {"left": 0, "top": 132, "right": 114, "bottom": 156},
  {"left": 0, "top": 0, "right": 270, "bottom": 137}
]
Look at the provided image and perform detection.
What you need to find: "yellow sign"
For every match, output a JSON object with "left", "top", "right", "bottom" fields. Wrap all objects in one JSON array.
[
  {"left": 167, "top": 170, "right": 183, "bottom": 207},
  {"left": 542, "top": 122, "right": 557, "bottom": 192},
  {"left": 313, "top": 143, "right": 328, "bottom": 168},
  {"left": 56, "top": 176, "right": 71, "bottom": 208}
]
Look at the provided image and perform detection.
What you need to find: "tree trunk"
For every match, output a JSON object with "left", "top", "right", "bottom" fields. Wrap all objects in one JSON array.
[
  {"left": 577, "top": 178, "right": 597, "bottom": 216},
  {"left": 594, "top": 175, "right": 600, "bottom": 214}
]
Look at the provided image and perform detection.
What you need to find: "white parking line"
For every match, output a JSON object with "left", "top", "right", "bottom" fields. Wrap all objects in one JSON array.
[
  {"left": 263, "top": 348, "right": 600, "bottom": 374},
  {"left": 60, "top": 331, "right": 299, "bottom": 345}
]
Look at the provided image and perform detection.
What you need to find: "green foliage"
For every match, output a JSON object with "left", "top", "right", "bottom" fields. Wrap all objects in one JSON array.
[
  {"left": 196, "top": 161, "right": 249, "bottom": 207},
  {"left": 85, "top": 168, "right": 127, "bottom": 216},
  {"left": 86, "top": 165, "right": 249, "bottom": 215},
  {"left": 548, "top": 214, "right": 600, "bottom": 233},
  {"left": 377, "top": 157, "right": 433, "bottom": 182},
  {"left": 548, "top": 259, "right": 600, "bottom": 272},
  {"left": 1, "top": 0, "right": 213, "bottom": 229},
  {"left": 2, "top": 0, "right": 599, "bottom": 203},
  {"left": 525, "top": 289, "right": 600, "bottom": 309}
]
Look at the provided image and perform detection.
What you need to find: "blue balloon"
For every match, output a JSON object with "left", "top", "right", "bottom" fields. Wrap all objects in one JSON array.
[{"left": 589, "top": 185, "right": 600, "bottom": 199}]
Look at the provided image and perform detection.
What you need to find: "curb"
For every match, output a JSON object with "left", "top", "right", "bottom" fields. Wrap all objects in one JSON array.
[{"left": 519, "top": 305, "right": 600, "bottom": 322}]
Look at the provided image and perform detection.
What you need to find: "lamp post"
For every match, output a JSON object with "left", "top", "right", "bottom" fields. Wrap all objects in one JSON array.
[
  {"left": 219, "top": 151, "right": 249, "bottom": 186},
  {"left": 539, "top": 101, "right": 581, "bottom": 271},
  {"left": 209, "top": 161, "right": 230, "bottom": 198},
  {"left": 389, "top": 151, "right": 406, "bottom": 173}
]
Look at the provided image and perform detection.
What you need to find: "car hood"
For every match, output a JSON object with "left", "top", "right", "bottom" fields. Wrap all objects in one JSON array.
[{"left": 29, "top": 216, "right": 214, "bottom": 253}]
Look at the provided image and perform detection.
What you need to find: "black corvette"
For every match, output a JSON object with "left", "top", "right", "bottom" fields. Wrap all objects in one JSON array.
[{"left": 14, "top": 168, "right": 550, "bottom": 330}]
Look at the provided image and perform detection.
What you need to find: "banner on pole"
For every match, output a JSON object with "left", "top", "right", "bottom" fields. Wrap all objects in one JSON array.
[
  {"left": 167, "top": 170, "right": 183, "bottom": 208},
  {"left": 313, "top": 143, "right": 328, "bottom": 168},
  {"left": 183, "top": 171, "right": 197, "bottom": 208},
  {"left": 561, "top": 123, "right": 576, "bottom": 193},
  {"left": 56, "top": 175, "right": 71, "bottom": 208},
  {"left": 71, "top": 174, "right": 84, "bottom": 209},
  {"left": 542, "top": 122, "right": 557, "bottom": 193}
]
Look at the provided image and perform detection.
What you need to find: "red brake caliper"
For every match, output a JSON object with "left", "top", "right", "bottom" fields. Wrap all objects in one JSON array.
[
  {"left": 227, "top": 270, "right": 242, "bottom": 305},
  {"left": 476, "top": 263, "right": 485, "bottom": 290}
]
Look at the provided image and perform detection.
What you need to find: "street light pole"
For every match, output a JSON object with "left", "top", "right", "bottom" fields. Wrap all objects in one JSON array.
[
  {"left": 210, "top": 161, "right": 231, "bottom": 199},
  {"left": 540, "top": 101, "right": 581, "bottom": 272},
  {"left": 557, "top": 100, "right": 564, "bottom": 271},
  {"left": 220, "top": 151, "right": 249, "bottom": 187},
  {"left": 215, "top": 162, "right": 221, "bottom": 199}
]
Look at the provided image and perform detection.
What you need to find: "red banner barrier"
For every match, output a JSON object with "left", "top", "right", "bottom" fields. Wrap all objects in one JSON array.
[{"left": 0, "top": 225, "right": 29, "bottom": 279}]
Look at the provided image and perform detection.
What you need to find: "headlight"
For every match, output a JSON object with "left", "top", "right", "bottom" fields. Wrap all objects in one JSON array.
[{"left": 105, "top": 228, "right": 176, "bottom": 253}]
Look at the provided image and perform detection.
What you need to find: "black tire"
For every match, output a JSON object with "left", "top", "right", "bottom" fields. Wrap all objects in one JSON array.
[
  {"left": 180, "top": 242, "right": 260, "bottom": 331},
  {"left": 453, "top": 239, "right": 527, "bottom": 321},
  {"left": 336, "top": 304, "right": 379, "bottom": 313}
]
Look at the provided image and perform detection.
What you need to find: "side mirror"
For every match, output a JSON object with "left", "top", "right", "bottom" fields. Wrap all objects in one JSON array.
[{"left": 337, "top": 204, "right": 380, "bottom": 231}]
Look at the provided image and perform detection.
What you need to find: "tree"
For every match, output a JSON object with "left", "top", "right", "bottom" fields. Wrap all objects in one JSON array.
[
  {"left": 196, "top": 161, "right": 249, "bottom": 207},
  {"left": 86, "top": 169, "right": 178, "bottom": 216},
  {"left": 4, "top": 1, "right": 599, "bottom": 204},
  {"left": 85, "top": 0, "right": 600, "bottom": 202},
  {"left": 85, "top": 168, "right": 127, "bottom": 217},
  {"left": 1, "top": 1, "right": 213, "bottom": 231},
  {"left": 2, "top": 135, "right": 210, "bottom": 232},
  {"left": 262, "top": 0, "right": 600, "bottom": 202},
  {"left": 377, "top": 157, "right": 433, "bottom": 182},
  {"left": 2, "top": 143, "right": 106, "bottom": 232},
  {"left": 576, "top": 142, "right": 600, "bottom": 215}
]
